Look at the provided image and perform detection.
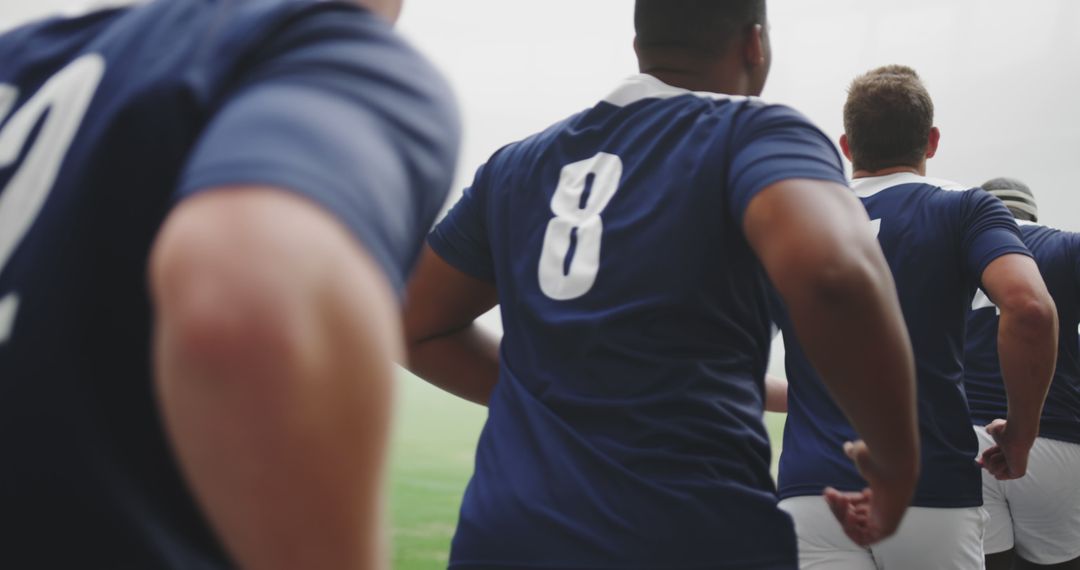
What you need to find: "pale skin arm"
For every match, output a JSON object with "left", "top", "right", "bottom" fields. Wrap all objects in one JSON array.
[
  {"left": 356, "top": 0, "right": 403, "bottom": 22},
  {"left": 402, "top": 245, "right": 500, "bottom": 406},
  {"left": 764, "top": 374, "right": 788, "bottom": 414},
  {"left": 744, "top": 179, "right": 920, "bottom": 546},
  {"left": 977, "top": 254, "right": 1057, "bottom": 480},
  {"left": 151, "top": 188, "right": 399, "bottom": 570}
]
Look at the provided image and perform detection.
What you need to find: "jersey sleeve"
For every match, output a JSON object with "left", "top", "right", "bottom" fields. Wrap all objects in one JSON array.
[
  {"left": 176, "top": 6, "right": 460, "bottom": 296},
  {"left": 959, "top": 188, "right": 1031, "bottom": 283},
  {"left": 725, "top": 103, "right": 849, "bottom": 224},
  {"left": 427, "top": 162, "right": 496, "bottom": 282}
]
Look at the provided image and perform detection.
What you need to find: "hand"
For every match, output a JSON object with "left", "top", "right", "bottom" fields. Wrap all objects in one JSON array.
[
  {"left": 978, "top": 419, "right": 1035, "bottom": 480},
  {"left": 823, "top": 440, "right": 914, "bottom": 546}
]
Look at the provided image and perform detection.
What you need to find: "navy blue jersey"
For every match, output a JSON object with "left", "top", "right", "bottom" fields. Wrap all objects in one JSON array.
[
  {"left": 965, "top": 222, "right": 1080, "bottom": 444},
  {"left": 0, "top": 1, "right": 458, "bottom": 568},
  {"left": 429, "top": 74, "right": 848, "bottom": 569},
  {"left": 776, "top": 173, "right": 1030, "bottom": 508}
]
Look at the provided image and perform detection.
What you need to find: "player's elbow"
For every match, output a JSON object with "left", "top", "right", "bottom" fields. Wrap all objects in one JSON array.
[
  {"left": 999, "top": 287, "right": 1057, "bottom": 341},
  {"left": 806, "top": 260, "right": 878, "bottom": 307},
  {"left": 151, "top": 189, "right": 404, "bottom": 387},
  {"left": 784, "top": 242, "right": 889, "bottom": 310},
  {"left": 151, "top": 220, "right": 303, "bottom": 375},
  {"left": 149, "top": 191, "right": 343, "bottom": 380},
  {"left": 153, "top": 277, "right": 299, "bottom": 375}
]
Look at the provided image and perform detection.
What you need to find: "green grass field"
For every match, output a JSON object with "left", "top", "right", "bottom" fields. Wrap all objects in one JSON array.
[{"left": 389, "top": 372, "right": 787, "bottom": 570}]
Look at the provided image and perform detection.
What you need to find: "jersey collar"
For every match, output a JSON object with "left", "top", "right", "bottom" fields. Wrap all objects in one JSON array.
[
  {"left": 850, "top": 172, "right": 970, "bottom": 198},
  {"left": 602, "top": 74, "right": 748, "bottom": 107}
]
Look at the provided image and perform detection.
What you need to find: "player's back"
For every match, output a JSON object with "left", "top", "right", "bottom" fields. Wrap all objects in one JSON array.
[
  {"left": 430, "top": 74, "right": 847, "bottom": 568},
  {"left": 0, "top": 1, "right": 455, "bottom": 567},
  {"left": 777, "top": 173, "right": 1028, "bottom": 507},
  {"left": 965, "top": 223, "right": 1080, "bottom": 443}
]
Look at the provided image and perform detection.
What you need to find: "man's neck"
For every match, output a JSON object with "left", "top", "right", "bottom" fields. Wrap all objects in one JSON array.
[
  {"left": 638, "top": 50, "right": 755, "bottom": 96},
  {"left": 851, "top": 164, "right": 926, "bottom": 180},
  {"left": 643, "top": 69, "right": 752, "bottom": 96}
]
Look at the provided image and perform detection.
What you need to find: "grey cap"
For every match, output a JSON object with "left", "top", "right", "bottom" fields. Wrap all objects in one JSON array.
[{"left": 982, "top": 177, "right": 1038, "bottom": 222}]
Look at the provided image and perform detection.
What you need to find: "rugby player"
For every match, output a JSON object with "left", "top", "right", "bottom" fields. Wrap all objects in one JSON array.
[
  {"left": 404, "top": 2, "right": 922, "bottom": 568},
  {"left": 965, "top": 178, "right": 1080, "bottom": 570},
  {"left": 774, "top": 66, "right": 1057, "bottom": 569},
  {"left": 0, "top": 0, "right": 459, "bottom": 567}
]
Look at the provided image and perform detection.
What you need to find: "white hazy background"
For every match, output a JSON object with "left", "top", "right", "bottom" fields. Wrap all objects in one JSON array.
[
  {"left": 397, "top": 0, "right": 1080, "bottom": 363},
  {"left": 5, "top": 0, "right": 1080, "bottom": 365},
  {"left": 396, "top": 0, "right": 1080, "bottom": 228},
  {"left": 7, "top": 1, "right": 1076, "bottom": 226}
]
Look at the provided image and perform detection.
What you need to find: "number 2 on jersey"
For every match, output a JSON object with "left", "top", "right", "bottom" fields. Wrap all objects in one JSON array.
[
  {"left": 538, "top": 152, "right": 623, "bottom": 300},
  {"left": 0, "top": 54, "right": 105, "bottom": 345}
]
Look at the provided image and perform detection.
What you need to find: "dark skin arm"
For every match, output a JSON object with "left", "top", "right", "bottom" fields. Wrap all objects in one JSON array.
[
  {"left": 403, "top": 245, "right": 500, "bottom": 406},
  {"left": 745, "top": 179, "right": 920, "bottom": 546}
]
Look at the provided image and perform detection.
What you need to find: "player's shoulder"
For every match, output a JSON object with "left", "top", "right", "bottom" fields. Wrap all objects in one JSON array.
[
  {"left": 472, "top": 134, "right": 560, "bottom": 198},
  {"left": 1022, "top": 221, "right": 1080, "bottom": 252},
  {"left": 206, "top": 0, "right": 433, "bottom": 73},
  {"left": 729, "top": 98, "right": 817, "bottom": 126},
  {"left": 0, "top": 0, "right": 421, "bottom": 78},
  {"left": 724, "top": 100, "right": 839, "bottom": 164},
  {"left": 1019, "top": 220, "right": 1053, "bottom": 237},
  {"left": 0, "top": 0, "right": 338, "bottom": 43},
  {"left": 207, "top": 0, "right": 456, "bottom": 129},
  {"left": 853, "top": 174, "right": 999, "bottom": 237},
  {"left": 183, "top": 0, "right": 386, "bottom": 37},
  {"left": 1023, "top": 221, "right": 1079, "bottom": 239}
]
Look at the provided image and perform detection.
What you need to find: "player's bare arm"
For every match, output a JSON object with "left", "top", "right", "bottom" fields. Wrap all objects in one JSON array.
[
  {"left": 745, "top": 178, "right": 919, "bottom": 545},
  {"left": 403, "top": 245, "right": 499, "bottom": 406},
  {"left": 978, "top": 253, "right": 1057, "bottom": 480},
  {"left": 357, "top": 0, "right": 403, "bottom": 22},
  {"left": 151, "top": 187, "right": 398, "bottom": 570},
  {"left": 764, "top": 374, "right": 788, "bottom": 413}
]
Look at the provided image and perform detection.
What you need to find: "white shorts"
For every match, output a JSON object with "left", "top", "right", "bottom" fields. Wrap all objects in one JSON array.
[
  {"left": 975, "top": 425, "right": 1080, "bottom": 565},
  {"left": 778, "top": 495, "right": 987, "bottom": 570}
]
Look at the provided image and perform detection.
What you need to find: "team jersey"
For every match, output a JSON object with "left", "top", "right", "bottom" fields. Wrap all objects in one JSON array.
[
  {"left": 775, "top": 173, "right": 1031, "bottom": 508},
  {"left": 0, "top": 1, "right": 459, "bottom": 568},
  {"left": 429, "top": 74, "right": 848, "bottom": 569},
  {"left": 965, "top": 222, "right": 1080, "bottom": 444}
]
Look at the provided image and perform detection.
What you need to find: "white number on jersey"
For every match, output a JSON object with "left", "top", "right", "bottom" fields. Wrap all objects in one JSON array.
[
  {"left": 0, "top": 54, "right": 105, "bottom": 345},
  {"left": 538, "top": 152, "right": 623, "bottom": 300},
  {"left": 971, "top": 289, "right": 1001, "bottom": 315},
  {"left": 870, "top": 218, "right": 882, "bottom": 237}
]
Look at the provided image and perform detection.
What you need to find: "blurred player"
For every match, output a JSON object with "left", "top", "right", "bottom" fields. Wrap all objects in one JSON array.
[
  {"left": 404, "top": 2, "right": 922, "bottom": 567},
  {"left": 0, "top": 0, "right": 459, "bottom": 568},
  {"left": 965, "top": 178, "right": 1080, "bottom": 570},
  {"left": 774, "top": 66, "right": 1057, "bottom": 569}
]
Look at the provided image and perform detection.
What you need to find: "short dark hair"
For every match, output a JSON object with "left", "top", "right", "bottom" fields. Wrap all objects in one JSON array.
[
  {"left": 635, "top": 0, "right": 767, "bottom": 55},
  {"left": 843, "top": 65, "right": 934, "bottom": 172}
]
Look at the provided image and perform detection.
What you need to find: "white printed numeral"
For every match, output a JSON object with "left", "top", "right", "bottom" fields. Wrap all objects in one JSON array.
[
  {"left": 972, "top": 289, "right": 1001, "bottom": 315},
  {"left": 0, "top": 54, "right": 105, "bottom": 345},
  {"left": 538, "top": 153, "right": 623, "bottom": 300},
  {"left": 870, "top": 218, "right": 882, "bottom": 237}
]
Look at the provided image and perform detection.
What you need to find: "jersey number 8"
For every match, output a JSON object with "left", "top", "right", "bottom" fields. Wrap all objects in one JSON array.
[
  {"left": 0, "top": 54, "right": 105, "bottom": 345},
  {"left": 538, "top": 152, "right": 623, "bottom": 301}
]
